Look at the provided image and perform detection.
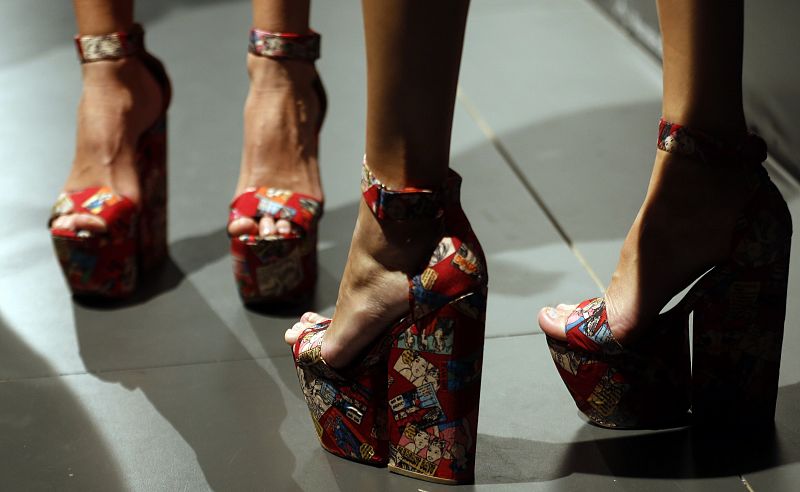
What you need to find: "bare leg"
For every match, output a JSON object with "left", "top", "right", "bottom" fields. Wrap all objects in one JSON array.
[
  {"left": 228, "top": 0, "right": 323, "bottom": 237},
  {"left": 540, "top": 0, "right": 752, "bottom": 340},
  {"left": 53, "top": 0, "right": 164, "bottom": 232},
  {"left": 285, "top": 0, "right": 471, "bottom": 368}
]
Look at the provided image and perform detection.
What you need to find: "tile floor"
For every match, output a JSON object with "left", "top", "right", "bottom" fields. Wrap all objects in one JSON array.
[{"left": 1, "top": 0, "right": 799, "bottom": 490}]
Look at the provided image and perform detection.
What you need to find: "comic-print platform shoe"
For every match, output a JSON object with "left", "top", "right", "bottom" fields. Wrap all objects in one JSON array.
[
  {"left": 544, "top": 118, "right": 791, "bottom": 429},
  {"left": 229, "top": 29, "right": 327, "bottom": 306},
  {"left": 291, "top": 162, "right": 488, "bottom": 484},
  {"left": 49, "top": 24, "right": 171, "bottom": 299}
]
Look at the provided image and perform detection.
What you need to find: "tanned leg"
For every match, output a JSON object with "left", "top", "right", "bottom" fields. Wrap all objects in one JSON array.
[
  {"left": 53, "top": 0, "right": 163, "bottom": 232},
  {"left": 540, "top": 0, "right": 752, "bottom": 341},
  {"left": 285, "top": 0, "right": 471, "bottom": 368},
  {"left": 228, "top": 0, "right": 324, "bottom": 237}
]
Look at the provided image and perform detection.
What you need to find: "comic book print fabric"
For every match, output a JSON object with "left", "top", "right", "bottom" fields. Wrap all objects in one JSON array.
[
  {"left": 657, "top": 118, "right": 767, "bottom": 166},
  {"left": 690, "top": 161, "right": 792, "bottom": 425},
  {"left": 292, "top": 166, "right": 488, "bottom": 483},
  {"left": 75, "top": 23, "right": 144, "bottom": 63},
  {"left": 248, "top": 29, "right": 320, "bottom": 61},
  {"left": 229, "top": 188, "right": 322, "bottom": 303},
  {"left": 547, "top": 297, "right": 691, "bottom": 429},
  {"left": 361, "top": 164, "right": 446, "bottom": 221},
  {"left": 50, "top": 187, "right": 139, "bottom": 297}
]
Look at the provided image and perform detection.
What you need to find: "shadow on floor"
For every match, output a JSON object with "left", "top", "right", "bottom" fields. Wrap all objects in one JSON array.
[
  {"left": 0, "top": 314, "right": 126, "bottom": 490},
  {"left": 71, "top": 257, "right": 302, "bottom": 490},
  {"left": 476, "top": 382, "right": 800, "bottom": 484}
]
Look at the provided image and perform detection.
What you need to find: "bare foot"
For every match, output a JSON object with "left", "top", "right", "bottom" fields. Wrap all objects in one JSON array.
[
  {"left": 284, "top": 200, "right": 441, "bottom": 368},
  {"left": 228, "top": 54, "right": 323, "bottom": 238},
  {"left": 51, "top": 57, "right": 164, "bottom": 232},
  {"left": 539, "top": 149, "right": 753, "bottom": 344}
]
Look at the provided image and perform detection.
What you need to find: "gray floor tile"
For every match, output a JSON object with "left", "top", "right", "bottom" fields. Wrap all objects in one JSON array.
[
  {"left": 3, "top": 0, "right": 800, "bottom": 490},
  {"left": 460, "top": 0, "right": 663, "bottom": 284}
]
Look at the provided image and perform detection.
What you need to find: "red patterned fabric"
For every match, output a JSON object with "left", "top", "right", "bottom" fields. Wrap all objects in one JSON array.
[
  {"left": 50, "top": 187, "right": 139, "bottom": 297},
  {"left": 74, "top": 23, "right": 144, "bottom": 63},
  {"left": 547, "top": 119, "right": 790, "bottom": 429},
  {"left": 547, "top": 298, "right": 690, "bottom": 428},
  {"left": 249, "top": 29, "right": 320, "bottom": 61},
  {"left": 228, "top": 188, "right": 323, "bottom": 304},
  {"left": 292, "top": 165, "right": 488, "bottom": 484}
]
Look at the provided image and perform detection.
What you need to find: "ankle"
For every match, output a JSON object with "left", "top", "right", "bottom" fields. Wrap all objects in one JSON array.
[
  {"left": 247, "top": 53, "right": 317, "bottom": 89},
  {"left": 353, "top": 201, "right": 442, "bottom": 274}
]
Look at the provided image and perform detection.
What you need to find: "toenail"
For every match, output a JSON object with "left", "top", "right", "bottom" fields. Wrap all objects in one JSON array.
[{"left": 546, "top": 307, "right": 558, "bottom": 319}]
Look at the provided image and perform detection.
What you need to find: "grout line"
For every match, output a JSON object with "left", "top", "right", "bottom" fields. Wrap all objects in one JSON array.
[
  {"left": 740, "top": 476, "right": 756, "bottom": 492},
  {"left": 0, "top": 354, "right": 293, "bottom": 384},
  {"left": 456, "top": 86, "right": 606, "bottom": 293},
  {"left": 485, "top": 332, "right": 544, "bottom": 340}
]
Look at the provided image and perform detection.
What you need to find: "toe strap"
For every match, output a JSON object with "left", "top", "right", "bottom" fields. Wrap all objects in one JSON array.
[
  {"left": 49, "top": 186, "right": 137, "bottom": 239},
  {"left": 229, "top": 187, "right": 323, "bottom": 239},
  {"left": 293, "top": 320, "right": 351, "bottom": 383},
  {"left": 564, "top": 298, "right": 624, "bottom": 355}
]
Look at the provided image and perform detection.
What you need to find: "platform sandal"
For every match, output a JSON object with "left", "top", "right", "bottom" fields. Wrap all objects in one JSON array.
[
  {"left": 291, "top": 162, "right": 489, "bottom": 484},
  {"left": 544, "top": 118, "right": 791, "bottom": 429},
  {"left": 49, "top": 24, "right": 171, "bottom": 299},
  {"left": 228, "top": 29, "right": 327, "bottom": 306}
]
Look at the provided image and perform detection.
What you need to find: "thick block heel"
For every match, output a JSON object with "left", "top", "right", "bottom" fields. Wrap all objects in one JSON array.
[
  {"left": 387, "top": 291, "right": 486, "bottom": 484},
  {"left": 137, "top": 113, "right": 169, "bottom": 271},
  {"left": 692, "top": 202, "right": 791, "bottom": 426}
]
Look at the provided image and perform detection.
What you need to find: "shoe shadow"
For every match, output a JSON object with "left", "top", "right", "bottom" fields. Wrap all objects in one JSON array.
[
  {"left": 71, "top": 248, "right": 302, "bottom": 490},
  {"left": 0, "top": 314, "right": 126, "bottom": 490},
  {"left": 475, "top": 382, "right": 800, "bottom": 484}
]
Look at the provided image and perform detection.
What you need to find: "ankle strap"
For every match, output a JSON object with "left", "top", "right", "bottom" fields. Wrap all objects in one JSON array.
[
  {"left": 657, "top": 118, "right": 767, "bottom": 166},
  {"left": 248, "top": 29, "right": 320, "bottom": 61},
  {"left": 74, "top": 24, "right": 144, "bottom": 63},
  {"left": 361, "top": 160, "right": 463, "bottom": 221}
]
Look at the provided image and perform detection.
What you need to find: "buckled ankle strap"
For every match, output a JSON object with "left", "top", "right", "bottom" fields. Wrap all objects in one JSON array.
[
  {"left": 248, "top": 29, "right": 320, "bottom": 61},
  {"left": 361, "top": 159, "right": 463, "bottom": 221},
  {"left": 74, "top": 24, "right": 144, "bottom": 63},
  {"left": 657, "top": 118, "right": 767, "bottom": 166}
]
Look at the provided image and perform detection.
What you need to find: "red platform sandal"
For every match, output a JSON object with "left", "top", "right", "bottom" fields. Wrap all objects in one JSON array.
[
  {"left": 291, "top": 162, "right": 489, "bottom": 484},
  {"left": 229, "top": 29, "right": 327, "bottom": 306},
  {"left": 49, "top": 24, "right": 171, "bottom": 299},
  {"left": 544, "top": 119, "right": 791, "bottom": 429}
]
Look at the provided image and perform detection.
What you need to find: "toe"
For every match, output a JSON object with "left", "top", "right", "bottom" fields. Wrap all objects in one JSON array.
[
  {"left": 284, "top": 321, "right": 307, "bottom": 345},
  {"left": 259, "top": 216, "right": 277, "bottom": 237},
  {"left": 73, "top": 213, "right": 106, "bottom": 232},
  {"left": 538, "top": 306, "right": 570, "bottom": 340},
  {"left": 228, "top": 217, "right": 259, "bottom": 237},
  {"left": 275, "top": 219, "right": 292, "bottom": 235},
  {"left": 51, "top": 213, "right": 106, "bottom": 233},
  {"left": 300, "top": 312, "right": 329, "bottom": 325}
]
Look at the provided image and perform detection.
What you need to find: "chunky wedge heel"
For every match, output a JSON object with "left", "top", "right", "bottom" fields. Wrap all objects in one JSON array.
[
  {"left": 229, "top": 29, "right": 327, "bottom": 306},
  {"left": 690, "top": 167, "right": 792, "bottom": 427},
  {"left": 387, "top": 290, "right": 487, "bottom": 483},
  {"left": 544, "top": 118, "right": 791, "bottom": 429},
  {"left": 50, "top": 24, "right": 171, "bottom": 299},
  {"left": 292, "top": 162, "right": 488, "bottom": 484}
]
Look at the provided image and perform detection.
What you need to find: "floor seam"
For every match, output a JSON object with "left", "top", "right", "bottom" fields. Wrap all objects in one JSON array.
[
  {"left": 456, "top": 86, "right": 606, "bottom": 293},
  {"left": 0, "top": 353, "right": 294, "bottom": 383}
]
